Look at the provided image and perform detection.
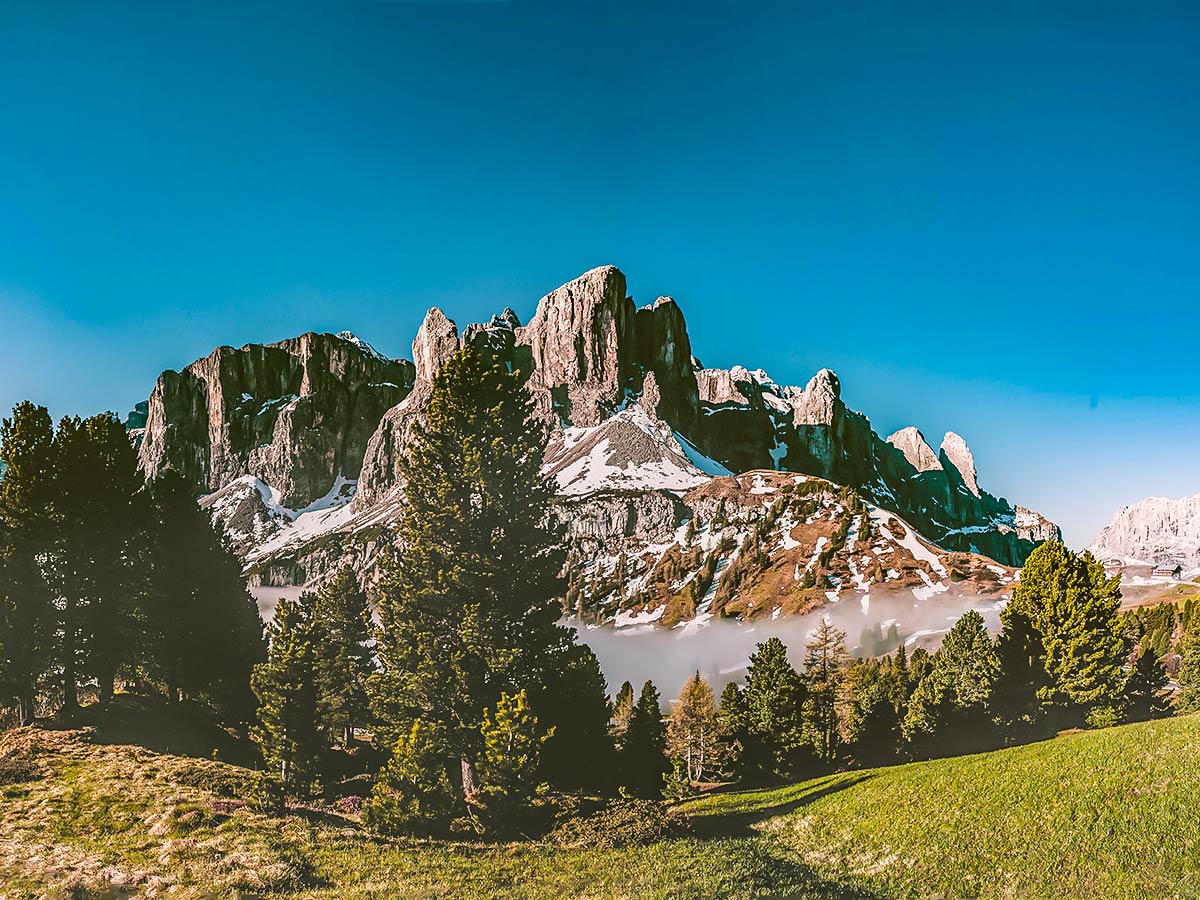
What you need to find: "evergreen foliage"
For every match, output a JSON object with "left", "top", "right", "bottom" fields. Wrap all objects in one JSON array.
[
  {"left": 801, "top": 619, "right": 850, "bottom": 763},
  {"left": 365, "top": 718, "right": 458, "bottom": 835},
  {"left": 251, "top": 592, "right": 328, "bottom": 799},
  {"left": 740, "top": 637, "right": 807, "bottom": 780},
  {"left": 619, "top": 681, "right": 669, "bottom": 798},
  {"left": 1123, "top": 646, "right": 1170, "bottom": 722},
  {"left": 1003, "top": 542, "right": 1127, "bottom": 722},
  {"left": 470, "top": 690, "right": 552, "bottom": 831},
  {"left": 312, "top": 567, "right": 373, "bottom": 747}
]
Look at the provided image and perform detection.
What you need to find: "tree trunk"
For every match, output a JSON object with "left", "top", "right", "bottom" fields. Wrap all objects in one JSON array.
[
  {"left": 460, "top": 756, "right": 477, "bottom": 800},
  {"left": 18, "top": 684, "right": 35, "bottom": 727}
]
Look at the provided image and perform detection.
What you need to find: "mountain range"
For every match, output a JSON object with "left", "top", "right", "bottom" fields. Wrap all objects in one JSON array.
[{"left": 125, "top": 265, "right": 1063, "bottom": 637}]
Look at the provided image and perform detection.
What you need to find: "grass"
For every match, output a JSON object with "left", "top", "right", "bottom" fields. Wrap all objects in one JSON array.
[{"left": 6, "top": 710, "right": 1200, "bottom": 899}]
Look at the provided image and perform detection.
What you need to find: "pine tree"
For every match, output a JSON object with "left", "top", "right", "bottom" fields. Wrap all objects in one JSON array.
[
  {"left": 802, "top": 618, "right": 850, "bottom": 764},
  {"left": 666, "top": 672, "right": 726, "bottom": 785},
  {"left": 0, "top": 402, "right": 57, "bottom": 724},
  {"left": 620, "top": 680, "right": 669, "bottom": 798},
  {"left": 903, "top": 610, "right": 997, "bottom": 756},
  {"left": 844, "top": 657, "right": 905, "bottom": 766},
  {"left": 1003, "top": 542, "right": 1127, "bottom": 724},
  {"left": 1124, "top": 646, "right": 1170, "bottom": 722},
  {"left": 536, "top": 641, "right": 614, "bottom": 791},
  {"left": 371, "top": 343, "right": 606, "bottom": 803},
  {"left": 741, "top": 637, "right": 806, "bottom": 780},
  {"left": 992, "top": 606, "right": 1051, "bottom": 735},
  {"left": 365, "top": 718, "right": 458, "bottom": 835},
  {"left": 611, "top": 680, "right": 635, "bottom": 746},
  {"left": 140, "top": 471, "right": 264, "bottom": 717},
  {"left": 471, "top": 690, "right": 552, "bottom": 831},
  {"left": 1177, "top": 624, "right": 1200, "bottom": 713},
  {"left": 252, "top": 592, "right": 328, "bottom": 799},
  {"left": 47, "top": 413, "right": 141, "bottom": 708},
  {"left": 717, "top": 681, "right": 747, "bottom": 775},
  {"left": 312, "top": 567, "right": 373, "bottom": 747}
]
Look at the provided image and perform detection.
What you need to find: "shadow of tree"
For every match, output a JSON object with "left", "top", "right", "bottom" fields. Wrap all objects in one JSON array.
[
  {"left": 707, "top": 839, "right": 892, "bottom": 899},
  {"left": 687, "top": 772, "right": 873, "bottom": 837}
]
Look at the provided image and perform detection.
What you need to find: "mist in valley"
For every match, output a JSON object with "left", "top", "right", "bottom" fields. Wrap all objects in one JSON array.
[{"left": 572, "top": 586, "right": 1008, "bottom": 697}]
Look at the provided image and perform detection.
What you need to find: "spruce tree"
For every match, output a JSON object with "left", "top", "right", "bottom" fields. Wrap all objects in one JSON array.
[
  {"left": 1003, "top": 542, "right": 1127, "bottom": 723},
  {"left": 718, "top": 680, "right": 748, "bottom": 774},
  {"left": 802, "top": 618, "right": 850, "bottom": 764},
  {"left": 620, "top": 680, "right": 669, "bottom": 798},
  {"left": 666, "top": 672, "right": 725, "bottom": 784},
  {"left": 312, "top": 567, "right": 373, "bottom": 747},
  {"left": 903, "top": 610, "right": 997, "bottom": 756},
  {"left": 371, "top": 343, "right": 606, "bottom": 802},
  {"left": 1124, "top": 646, "right": 1170, "bottom": 722},
  {"left": 141, "top": 471, "right": 264, "bottom": 717},
  {"left": 252, "top": 592, "right": 328, "bottom": 799},
  {"left": 741, "top": 637, "right": 806, "bottom": 780},
  {"left": 0, "top": 402, "right": 57, "bottom": 724}
]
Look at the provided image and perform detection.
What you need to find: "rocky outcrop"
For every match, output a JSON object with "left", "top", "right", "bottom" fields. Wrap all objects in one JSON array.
[
  {"left": 136, "top": 332, "right": 414, "bottom": 508},
  {"left": 887, "top": 427, "right": 942, "bottom": 473},
  {"left": 353, "top": 309, "right": 462, "bottom": 509},
  {"left": 940, "top": 432, "right": 980, "bottom": 498},
  {"left": 128, "top": 263, "right": 1060, "bottom": 601},
  {"left": 1088, "top": 495, "right": 1200, "bottom": 568}
]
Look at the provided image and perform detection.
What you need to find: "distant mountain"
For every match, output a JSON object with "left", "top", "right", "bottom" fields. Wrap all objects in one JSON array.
[
  {"left": 129, "top": 265, "right": 1059, "bottom": 631},
  {"left": 1089, "top": 494, "right": 1200, "bottom": 571}
]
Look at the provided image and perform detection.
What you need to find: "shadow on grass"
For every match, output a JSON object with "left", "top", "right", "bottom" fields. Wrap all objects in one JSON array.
[
  {"left": 45, "top": 694, "right": 259, "bottom": 766},
  {"left": 687, "top": 772, "right": 873, "bottom": 837},
  {"left": 707, "top": 839, "right": 892, "bottom": 899}
]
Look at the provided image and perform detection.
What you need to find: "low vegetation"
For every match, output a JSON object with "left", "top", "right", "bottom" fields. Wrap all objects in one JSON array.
[{"left": 7, "top": 710, "right": 1200, "bottom": 898}]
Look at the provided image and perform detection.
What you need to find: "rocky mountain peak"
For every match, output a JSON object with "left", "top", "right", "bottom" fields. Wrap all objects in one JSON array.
[
  {"left": 1088, "top": 494, "right": 1200, "bottom": 569},
  {"left": 791, "top": 368, "right": 842, "bottom": 426},
  {"left": 411, "top": 308, "right": 460, "bottom": 386},
  {"left": 940, "top": 431, "right": 980, "bottom": 497},
  {"left": 887, "top": 426, "right": 943, "bottom": 473}
]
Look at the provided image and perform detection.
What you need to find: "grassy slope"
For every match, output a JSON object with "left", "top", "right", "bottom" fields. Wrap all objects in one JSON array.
[{"left": 5, "top": 714, "right": 1200, "bottom": 899}]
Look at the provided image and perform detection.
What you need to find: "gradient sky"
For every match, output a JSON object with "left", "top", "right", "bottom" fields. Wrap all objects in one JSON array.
[{"left": 2, "top": 1, "right": 1198, "bottom": 548}]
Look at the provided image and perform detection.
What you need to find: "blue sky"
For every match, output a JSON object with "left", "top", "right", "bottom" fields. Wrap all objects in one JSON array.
[{"left": 1, "top": 1, "right": 1198, "bottom": 547}]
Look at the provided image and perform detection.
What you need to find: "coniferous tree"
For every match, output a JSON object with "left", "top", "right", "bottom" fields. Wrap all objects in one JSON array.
[
  {"left": 1123, "top": 646, "right": 1170, "bottom": 722},
  {"left": 141, "top": 471, "right": 264, "bottom": 717},
  {"left": 1002, "top": 542, "right": 1127, "bottom": 725},
  {"left": 371, "top": 344, "right": 607, "bottom": 804},
  {"left": 741, "top": 637, "right": 807, "bottom": 780},
  {"left": 0, "top": 402, "right": 57, "bottom": 724},
  {"left": 312, "top": 567, "right": 373, "bottom": 747},
  {"left": 252, "top": 592, "right": 328, "bottom": 799},
  {"left": 1177, "top": 623, "right": 1200, "bottom": 713},
  {"left": 536, "top": 641, "right": 614, "bottom": 791},
  {"left": 844, "top": 655, "right": 907, "bottom": 765},
  {"left": 47, "top": 413, "right": 141, "bottom": 708},
  {"left": 365, "top": 718, "right": 458, "bottom": 835},
  {"left": 717, "top": 680, "right": 748, "bottom": 775},
  {"left": 992, "top": 606, "right": 1051, "bottom": 737},
  {"left": 666, "top": 672, "right": 726, "bottom": 784},
  {"left": 620, "top": 680, "right": 669, "bottom": 798},
  {"left": 903, "top": 610, "right": 997, "bottom": 756},
  {"left": 471, "top": 690, "right": 552, "bottom": 831},
  {"left": 802, "top": 618, "right": 850, "bottom": 764},
  {"left": 611, "top": 680, "right": 635, "bottom": 745}
]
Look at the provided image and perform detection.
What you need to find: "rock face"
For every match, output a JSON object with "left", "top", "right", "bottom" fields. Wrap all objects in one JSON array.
[
  {"left": 127, "top": 263, "right": 1061, "bottom": 607},
  {"left": 887, "top": 427, "right": 942, "bottom": 473},
  {"left": 136, "top": 332, "right": 414, "bottom": 508},
  {"left": 1088, "top": 495, "right": 1200, "bottom": 569}
]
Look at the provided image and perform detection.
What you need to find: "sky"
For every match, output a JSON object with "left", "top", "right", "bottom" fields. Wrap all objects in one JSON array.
[{"left": 1, "top": 1, "right": 1198, "bottom": 548}]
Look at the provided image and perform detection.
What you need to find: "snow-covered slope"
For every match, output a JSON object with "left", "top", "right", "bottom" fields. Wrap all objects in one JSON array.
[{"left": 1088, "top": 494, "right": 1200, "bottom": 569}]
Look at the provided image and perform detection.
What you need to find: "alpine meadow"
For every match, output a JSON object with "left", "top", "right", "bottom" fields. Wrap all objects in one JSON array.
[{"left": 4, "top": 2, "right": 1200, "bottom": 898}]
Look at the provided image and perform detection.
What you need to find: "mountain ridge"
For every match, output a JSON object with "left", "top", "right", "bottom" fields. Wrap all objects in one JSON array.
[{"left": 128, "top": 265, "right": 1061, "bottom": 630}]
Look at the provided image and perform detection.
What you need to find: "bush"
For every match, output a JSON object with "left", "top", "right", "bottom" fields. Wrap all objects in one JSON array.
[
  {"left": 364, "top": 719, "right": 458, "bottom": 836},
  {"left": 547, "top": 798, "right": 688, "bottom": 849},
  {"left": 1086, "top": 706, "right": 1119, "bottom": 729},
  {"left": 0, "top": 751, "right": 40, "bottom": 785}
]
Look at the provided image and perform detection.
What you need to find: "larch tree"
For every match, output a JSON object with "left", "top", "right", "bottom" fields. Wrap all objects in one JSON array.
[
  {"left": 802, "top": 618, "right": 851, "bottom": 764},
  {"left": 666, "top": 672, "right": 725, "bottom": 784}
]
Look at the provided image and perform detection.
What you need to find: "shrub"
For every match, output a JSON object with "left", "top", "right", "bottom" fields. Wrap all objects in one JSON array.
[{"left": 547, "top": 798, "right": 688, "bottom": 849}]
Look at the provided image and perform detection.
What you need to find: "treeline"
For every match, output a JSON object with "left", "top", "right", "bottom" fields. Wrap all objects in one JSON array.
[{"left": 0, "top": 402, "right": 264, "bottom": 726}]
